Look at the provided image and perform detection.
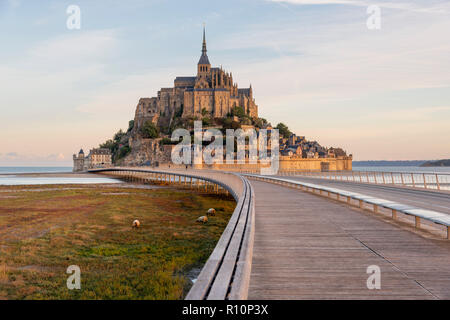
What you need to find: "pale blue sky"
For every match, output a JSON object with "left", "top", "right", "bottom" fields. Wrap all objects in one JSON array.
[{"left": 1, "top": 0, "right": 449, "bottom": 165}]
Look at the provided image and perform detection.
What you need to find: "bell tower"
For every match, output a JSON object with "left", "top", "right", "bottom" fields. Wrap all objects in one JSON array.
[{"left": 197, "top": 26, "right": 211, "bottom": 78}]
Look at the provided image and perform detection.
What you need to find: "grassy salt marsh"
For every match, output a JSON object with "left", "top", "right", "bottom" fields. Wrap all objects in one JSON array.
[{"left": 0, "top": 184, "right": 235, "bottom": 299}]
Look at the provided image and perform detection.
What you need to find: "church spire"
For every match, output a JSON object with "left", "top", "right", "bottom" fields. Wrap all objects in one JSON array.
[
  {"left": 202, "top": 25, "right": 207, "bottom": 55},
  {"left": 198, "top": 25, "right": 210, "bottom": 66}
]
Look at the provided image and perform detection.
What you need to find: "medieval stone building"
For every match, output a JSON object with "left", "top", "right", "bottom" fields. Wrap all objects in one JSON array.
[
  {"left": 73, "top": 148, "right": 112, "bottom": 172},
  {"left": 133, "top": 28, "right": 258, "bottom": 132}
]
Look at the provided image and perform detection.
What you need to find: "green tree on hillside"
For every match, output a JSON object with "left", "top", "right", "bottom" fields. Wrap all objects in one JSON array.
[
  {"left": 100, "top": 139, "right": 116, "bottom": 152},
  {"left": 117, "top": 145, "right": 131, "bottom": 159},
  {"left": 99, "top": 120, "right": 137, "bottom": 164},
  {"left": 254, "top": 117, "right": 268, "bottom": 129},
  {"left": 114, "top": 130, "right": 124, "bottom": 141},
  {"left": 141, "top": 121, "right": 159, "bottom": 139},
  {"left": 275, "top": 123, "right": 292, "bottom": 138},
  {"left": 127, "top": 120, "right": 134, "bottom": 133},
  {"left": 231, "top": 106, "right": 245, "bottom": 119}
]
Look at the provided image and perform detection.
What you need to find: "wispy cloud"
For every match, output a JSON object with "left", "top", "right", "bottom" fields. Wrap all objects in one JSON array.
[
  {"left": 222, "top": 16, "right": 450, "bottom": 105},
  {"left": 0, "top": 29, "right": 123, "bottom": 163},
  {"left": 75, "top": 70, "right": 175, "bottom": 117},
  {"left": 0, "top": 152, "right": 69, "bottom": 165},
  {"left": 8, "top": 0, "right": 20, "bottom": 8},
  {"left": 0, "top": 29, "right": 120, "bottom": 108},
  {"left": 270, "top": 0, "right": 450, "bottom": 13},
  {"left": 30, "top": 29, "right": 118, "bottom": 65}
]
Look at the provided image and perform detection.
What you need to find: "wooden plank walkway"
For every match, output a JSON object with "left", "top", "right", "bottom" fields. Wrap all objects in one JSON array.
[{"left": 248, "top": 180, "right": 450, "bottom": 300}]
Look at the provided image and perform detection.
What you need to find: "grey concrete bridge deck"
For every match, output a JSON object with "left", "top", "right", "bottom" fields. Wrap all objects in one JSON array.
[{"left": 248, "top": 179, "right": 450, "bottom": 299}]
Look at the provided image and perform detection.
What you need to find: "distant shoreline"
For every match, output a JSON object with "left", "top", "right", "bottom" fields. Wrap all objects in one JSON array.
[
  {"left": 353, "top": 160, "right": 426, "bottom": 167},
  {"left": 420, "top": 159, "right": 450, "bottom": 167},
  {"left": 353, "top": 160, "right": 450, "bottom": 168},
  {"left": 0, "top": 172, "right": 93, "bottom": 178}
]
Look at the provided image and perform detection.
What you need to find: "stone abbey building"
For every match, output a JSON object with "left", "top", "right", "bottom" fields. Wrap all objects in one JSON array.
[{"left": 133, "top": 28, "right": 258, "bottom": 131}]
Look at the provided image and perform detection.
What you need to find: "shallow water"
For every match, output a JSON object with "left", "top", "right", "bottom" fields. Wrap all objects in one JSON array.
[
  {"left": 0, "top": 176, "right": 121, "bottom": 186},
  {"left": 0, "top": 167, "right": 72, "bottom": 174},
  {"left": 352, "top": 166, "right": 450, "bottom": 174}
]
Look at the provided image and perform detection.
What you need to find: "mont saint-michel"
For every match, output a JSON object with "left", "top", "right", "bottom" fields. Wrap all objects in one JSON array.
[
  {"left": 135, "top": 28, "right": 258, "bottom": 126},
  {"left": 74, "top": 29, "right": 352, "bottom": 172}
]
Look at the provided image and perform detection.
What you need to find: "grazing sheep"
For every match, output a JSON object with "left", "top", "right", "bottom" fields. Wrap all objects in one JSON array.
[
  {"left": 132, "top": 220, "right": 140, "bottom": 228},
  {"left": 196, "top": 216, "right": 208, "bottom": 224},
  {"left": 207, "top": 208, "right": 216, "bottom": 216}
]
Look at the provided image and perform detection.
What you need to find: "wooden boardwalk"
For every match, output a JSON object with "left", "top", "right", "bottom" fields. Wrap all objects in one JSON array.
[{"left": 248, "top": 180, "right": 450, "bottom": 300}]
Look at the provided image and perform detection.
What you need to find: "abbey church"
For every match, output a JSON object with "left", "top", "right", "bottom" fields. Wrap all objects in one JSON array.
[{"left": 133, "top": 28, "right": 258, "bottom": 130}]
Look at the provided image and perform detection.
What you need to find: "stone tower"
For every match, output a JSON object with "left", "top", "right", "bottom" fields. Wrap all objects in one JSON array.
[
  {"left": 73, "top": 149, "right": 85, "bottom": 172},
  {"left": 197, "top": 27, "right": 211, "bottom": 80}
]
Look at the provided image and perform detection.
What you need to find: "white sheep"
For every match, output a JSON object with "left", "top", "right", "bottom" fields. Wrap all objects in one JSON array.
[
  {"left": 196, "top": 216, "right": 208, "bottom": 224},
  {"left": 207, "top": 208, "right": 216, "bottom": 216},
  {"left": 132, "top": 220, "right": 140, "bottom": 228}
]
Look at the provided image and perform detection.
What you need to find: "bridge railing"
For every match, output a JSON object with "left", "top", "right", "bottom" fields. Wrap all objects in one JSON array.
[
  {"left": 186, "top": 176, "right": 255, "bottom": 300},
  {"left": 91, "top": 168, "right": 236, "bottom": 198},
  {"left": 89, "top": 168, "right": 255, "bottom": 300},
  {"left": 245, "top": 173, "right": 450, "bottom": 240},
  {"left": 273, "top": 170, "right": 450, "bottom": 191},
  {"left": 207, "top": 168, "right": 450, "bottom": 191}
]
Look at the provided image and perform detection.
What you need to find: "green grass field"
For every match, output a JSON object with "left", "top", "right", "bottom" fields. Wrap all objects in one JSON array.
[{"left": 0, "top": 184, "right": 235, "bottom": 299}]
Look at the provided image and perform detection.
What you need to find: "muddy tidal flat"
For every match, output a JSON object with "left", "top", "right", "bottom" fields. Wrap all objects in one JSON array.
[{"left": 0, "top": 183, "right": 235, "bottom": 299}]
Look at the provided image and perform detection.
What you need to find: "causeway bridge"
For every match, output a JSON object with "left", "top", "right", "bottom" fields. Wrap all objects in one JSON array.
[{"left": 90, "top": 167, "right": 450, "bottom": 300}]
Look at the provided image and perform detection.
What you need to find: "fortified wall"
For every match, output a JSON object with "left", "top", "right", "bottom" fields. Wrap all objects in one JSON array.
[{"left": 203, "top": 156, "right": 352, "bottom": 172}]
